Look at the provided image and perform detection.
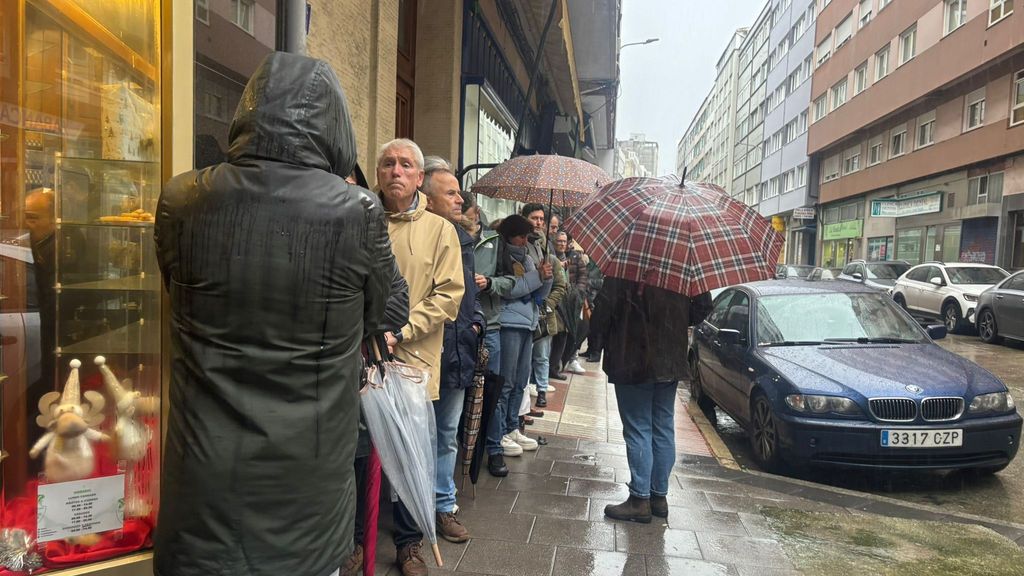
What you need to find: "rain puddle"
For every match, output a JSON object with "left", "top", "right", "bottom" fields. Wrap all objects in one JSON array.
[{"left": 761, "top": 507, "right": 1024, "bottom": 576}]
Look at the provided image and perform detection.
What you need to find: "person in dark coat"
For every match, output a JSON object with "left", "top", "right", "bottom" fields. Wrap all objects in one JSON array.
[
  {"left": 589, "top": 277, "right": 711, "bottom": 524},
  {"left": 154, "top": 52, "right": 394, "bottom": 576}
]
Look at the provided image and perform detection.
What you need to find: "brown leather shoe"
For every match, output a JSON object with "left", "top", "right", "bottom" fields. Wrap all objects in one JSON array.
[
  {"left": 340, "top": 543, "right": 363, "bottom": 576},
  {"left": 604, "top": 495, "right": 652, "bottom": 524},
  {"left": 437, "top": 511, "right": 470, "bottom": 543},
  {"left": 651, "top": 495, "right": 669, "bottom": 518},
  {"left": 396, "top": 541, "right": 429, "bottom": 576}
]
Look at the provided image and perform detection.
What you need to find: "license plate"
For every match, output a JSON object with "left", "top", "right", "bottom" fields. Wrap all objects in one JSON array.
[{"left": 880, "top": 429, "right": 963, "bottom": 448}]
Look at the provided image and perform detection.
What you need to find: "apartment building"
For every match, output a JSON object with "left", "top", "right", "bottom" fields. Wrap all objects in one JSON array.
[
  {"left": 808, "top": 0, "right": 1024, "bottom": 270},
  {"left": 732, "top": 5, "right": 772, "bottom": 205},
  {"left": 677, "top": 29, "right": 748, "bottom": 186},
  {"left": 617, "top": 133, "right": 660, "bottom": 176}
]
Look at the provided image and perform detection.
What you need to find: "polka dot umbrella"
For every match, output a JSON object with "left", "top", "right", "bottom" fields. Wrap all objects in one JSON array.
[{"left": 470, "top": 154, "right": 613, "bottom": 209}]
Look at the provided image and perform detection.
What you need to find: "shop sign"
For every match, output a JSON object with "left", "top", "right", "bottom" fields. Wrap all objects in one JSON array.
[
  {"left": 37, "top": 475, "right": 125, "bottom": 543},
  {"left": 870, "top": 192, "right": 942, "bottom": 218},
  {"left": 793, "top": 207, "right": 816, "bottom": 219},
  {"left": 771, "top": 215, "right": 786, "bottom": 233},
  {"left": 823, "top": 220, "right": 863, "bottom": 241}
]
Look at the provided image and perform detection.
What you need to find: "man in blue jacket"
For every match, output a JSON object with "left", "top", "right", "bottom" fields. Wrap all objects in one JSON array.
[{"left": 423, "top": 157, "right": 483, "bottom": 545}]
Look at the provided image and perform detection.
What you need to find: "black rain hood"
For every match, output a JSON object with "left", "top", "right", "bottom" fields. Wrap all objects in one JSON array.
[{"left": 227, "top": 51, "right": 357, "bottom": 178}]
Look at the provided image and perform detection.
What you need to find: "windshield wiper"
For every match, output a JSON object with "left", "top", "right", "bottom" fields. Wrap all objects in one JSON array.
[
  {"left": 824, "top": 337, "right": 920, "bottom": 344},
  {"left": 759, "top": 340, "right": 826, "bottom": 347}
]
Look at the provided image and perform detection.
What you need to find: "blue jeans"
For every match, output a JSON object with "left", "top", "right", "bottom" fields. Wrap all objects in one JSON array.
[
  {"left": 486, "top": 328, "right": 533, "bottom": 454},
  {"left": 484, "top": 329, "right": 501, "bottom": 375},
  {"left": 614, "top": 381, "right": 678, "bottom": 498},
  {"left": 433, "top": 387, "right": 466, "bottom": 513},
  {"left": 532, "top": 334, "right": 552, "bottom": 392}
]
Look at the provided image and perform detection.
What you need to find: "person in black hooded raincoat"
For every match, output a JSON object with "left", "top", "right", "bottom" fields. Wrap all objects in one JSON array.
[{"left": 153, "top": 52, "right": 394, "bottom": 576}]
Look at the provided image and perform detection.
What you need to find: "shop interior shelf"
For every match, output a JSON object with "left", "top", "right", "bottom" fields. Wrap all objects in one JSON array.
[
  {"left": 58, "top": 275, "right": 160, "bottom": 292},
  {"left": 58, "top": 320, "right": 158, "bottom": 355}
]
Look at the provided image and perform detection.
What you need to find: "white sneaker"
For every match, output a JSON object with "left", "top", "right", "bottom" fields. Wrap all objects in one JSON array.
[
  {"left": 510, "top": 429, "right": 539, "bottom": 451},
  {"left": 567, "top": 360, "right": 586, "bottom": 374},
  {"left": 501, "top": 434, "right": 524, "bottom": 456},
  {"left": 528, "top": 384, "right": 538, "bottom": 397},
  {"left": 545, "top": 383, "right": 556, "bottom": 393}
]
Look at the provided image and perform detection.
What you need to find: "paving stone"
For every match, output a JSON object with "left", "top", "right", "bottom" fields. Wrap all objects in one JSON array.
[
  {"left": 663, "top": 489, "right": 713, "bottom": 510},
  {"left": 734, "top": 567, "right": 802, "bottom": 576},
  {"left": 662, "top": 508, "right": 750, "bottom": 536},
  {"left": 678, "top": 476, "right": 792, "bottom": 500},
  {"left": 374, "top": 528, "right": 468, "bottom": 571},
  {"left": 455, "top": 510, "right": 535, "bottom": 543},
  {"left": 533, "top": 445, "right": 598, "bottom": 463},
  {"left": 696, "top": 533, "right": 793, "bottom": 569},
  {"left": 502, "top": 455, "right": 555, "bottom": 475},
  {"left": 552, "top": 547, "right": 647, "bottom": 576},
  {"left": 614, "top": 522, "right": 703, "bottom": 559},
  {"left": 496, "top": 472, "right": 570, "bottom": 496},
  {"left": 567, "top": 478, "right": 630, "bottom": 500},
  {"left": 454, "top": 488, "right": 519, "bottom": 515},
  {"left": 646, "top": 556, "right": 736, "bottom": 576},
  {"left": 529, "top": 516, "right": 617, "bottom": 551},
  {"left": 705, "top": 493, "right": 799, "bottom": 514},
  {"left": 550, "top": 460, "right": 618, "bottom": 481},
  {"left": 456, "top": 539, "right": 555, "bottom": 576},
  {"left": 577, "top": 439, "right": 630, "bottom": 456},
  {"left": 736, "top": 512, "right": 777, "bottom": 539},
  {"left": 592, "top": 453, "right": 632, "bottom": 470},
  {"left": 512, "top": 491, "right": 591, "bottom": 520},
  {"left": 532, "top": 434, "right": 580, "bottom": 450},
  {"left": 588, "top": 498, "right": 624, "bottom": 522}
]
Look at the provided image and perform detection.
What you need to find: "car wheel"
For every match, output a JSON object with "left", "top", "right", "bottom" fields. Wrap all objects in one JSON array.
[
  {"left": 893, "top": 292, "right": 907, "bottom": 309},
  {"left": 688, "top": 354, "right": 716, "bottom": 414},
  {"left": 750, "top": 393, "right": 785, "bottom": 473},
  {"left": 943, "top": 302, "right": 964, "bottom": 334},
  {"left": 977, "top": 309, "right": 1002, "bottom": 344}
]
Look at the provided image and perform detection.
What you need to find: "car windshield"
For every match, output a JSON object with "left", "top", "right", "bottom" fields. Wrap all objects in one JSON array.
[
  {"left": 756, "top": 292, "right": 925, "bottom": 345},
  {"left": 866, "top": 263, "right": 909, "bottom": 279},
  {"left": 787, "top": 266, "right": 815, "bottom": 278},
  {"left": 946, "top": 267, "right": 1008, "bottom": 285}
]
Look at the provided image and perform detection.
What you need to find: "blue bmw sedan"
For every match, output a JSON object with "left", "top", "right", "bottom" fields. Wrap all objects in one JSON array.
[{"left": 689, "top": 280, "right": 1021, "bottom": 474}]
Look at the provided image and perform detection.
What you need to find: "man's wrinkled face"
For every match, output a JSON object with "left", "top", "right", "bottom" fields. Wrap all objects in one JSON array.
[
  {"left": 526, "top": 210, "right": 546, "bottom": 233},
  {"left": 377, "top": 146, "right": 424, "bottom": 207},
  {"left": 555, "top": 233, "right": 568, "bottom": 253},
  {"left": 548, "top": 215, "right": 560, "bottom": 238},
  {"left": 425, "top": 172, "right": 464, "bottom": 223}
]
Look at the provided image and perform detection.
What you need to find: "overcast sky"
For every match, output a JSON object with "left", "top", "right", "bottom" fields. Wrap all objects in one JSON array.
[{"left": 616, "top": 0, "right": 768, "bottom": 176}]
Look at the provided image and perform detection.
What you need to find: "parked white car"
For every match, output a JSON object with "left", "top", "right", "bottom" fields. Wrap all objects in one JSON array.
[{"left": 890, "top": 262, "right": 1009, "bottom": 333}]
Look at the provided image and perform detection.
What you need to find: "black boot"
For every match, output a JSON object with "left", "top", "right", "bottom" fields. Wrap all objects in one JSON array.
[
  {"left": 651, "top": 495, "right": 668, "bottom": 518},
  {"left": 536, "top": 391, "right": 548, "bottom": 408},
  {"left": 488, "top": 453, "right": 509, "bottom": 477},
  {"left": 604, "top": 495, "right": 652, "bottom": 524}
]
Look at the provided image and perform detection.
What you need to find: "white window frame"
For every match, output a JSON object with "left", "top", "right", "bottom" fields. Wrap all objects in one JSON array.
[
  {"left": 868, "top": 135, "right": 885, "bottom": 166},
  {"left": 796, "top": 163, "right": 807, "bottom": 187},
  {"left": 990, "top": 0, "right": 1014, "bottom": 24},
  {"left": 814, "top": 95, "right": 828, "bottom": 121},
  {"left": 875, "top": 45, "right": 890, "bottom": 81},
  {"left": 890, "top": 126, "right": 907, "bottom": 158},
  {"left": 1011, "top": 70, "right": 1024, "bottom": 126},
  {"left": 835, "top": 14, "right": 854, "bottom": 49},
  {"left": 899, "top": 26, "right": 917, "bottom": 65},
  {"left": 231, "top": 0, "right": 255, "bottom": 35},
  {"left": 823, "top": 153, "right": 841, "bottom": 182},
  {"left": 817, "top": 34, "right": 833, "bottom": 67},
  {"left": 843, "top": 145, "right": 862, "bottom": 174},
  {"left": 916, "top": 110, "right": 936, "bottom": 149},
  {"left": 964, "top": 88, "right": 986, "bottom": 131},
  {"left": 968, "top": 172, "right": 1004, "bottom": 204},
  {"left": 945, "top": 0, "right": 968, "bottom": 35},
  {"left": 879, "top": 0, "right": 892, "bottom": 9},
  {"left": 196, "top": 0, "right": 210, "bottom": 24},
  {"left": 831, "top": 78, "right": 848, "bottom": 110},
  {"left": 854, "top": 62, "right": 869, "bottom": 95}
]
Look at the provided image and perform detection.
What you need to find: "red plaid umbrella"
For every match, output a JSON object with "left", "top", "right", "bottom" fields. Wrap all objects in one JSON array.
[
  {"left": 470, "top": 154, "right": 612, "bottom": 207},
  {"left": 565, "top": 176, "right": 784, "bottom": 296}
]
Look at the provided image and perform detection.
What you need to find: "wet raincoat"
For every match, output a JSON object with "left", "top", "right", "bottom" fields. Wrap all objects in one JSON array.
[{"left": 153, "top": 52, "right": 393, "bottom": 576}]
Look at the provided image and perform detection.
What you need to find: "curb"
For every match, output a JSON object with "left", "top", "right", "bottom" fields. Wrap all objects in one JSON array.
[{"left": 686, "top": 400, "right": 740, "bottom": 470}]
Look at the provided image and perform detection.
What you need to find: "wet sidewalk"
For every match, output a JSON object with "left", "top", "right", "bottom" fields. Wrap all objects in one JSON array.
[{"left": 372, "top": 359, "right": 1024, "bottom": 576}]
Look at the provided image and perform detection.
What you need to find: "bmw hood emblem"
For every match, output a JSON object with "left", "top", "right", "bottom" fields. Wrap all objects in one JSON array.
[{"left": 905, "top": 384, "right": 923, "bottom": 394}]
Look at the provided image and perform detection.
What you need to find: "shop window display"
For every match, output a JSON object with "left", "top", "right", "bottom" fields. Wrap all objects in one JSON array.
[{"left": 0, "top": 1, "right": 161, "bottom": 572}]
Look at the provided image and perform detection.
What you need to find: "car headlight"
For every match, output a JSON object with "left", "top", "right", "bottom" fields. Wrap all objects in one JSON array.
[
  {"left": 968, "top": 392, "right": 1016, "bottom": 414},
  {"left": 963, "top": 294, "right": 978, "bottom": 302},
  {"left": 786, "top": 394, "right": 862, "bottom": 416}
]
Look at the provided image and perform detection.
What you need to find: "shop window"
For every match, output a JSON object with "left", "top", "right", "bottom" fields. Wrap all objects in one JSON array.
[
  {"left": 943, "top": 225, "right": 962, "bottom": 263},
  {"left": 968, "top": 172, "right": 1004, "bottom": 205},
  {"left": 868, "top": 236, "right": 895, "bottom": 261},
  {"left": 897, "top": 229, "right": 923, "bottom": 264},
  {"left": 990, "top": 0, "right": 1014, "bottom": 24}
]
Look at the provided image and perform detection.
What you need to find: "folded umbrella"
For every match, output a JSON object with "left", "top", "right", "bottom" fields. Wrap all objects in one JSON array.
[
  {"left": 460, "top": 342, "right": 488, "bottom": 492},
  {"left": 565, "top": 176, "right": 784, "bottom": 296}
]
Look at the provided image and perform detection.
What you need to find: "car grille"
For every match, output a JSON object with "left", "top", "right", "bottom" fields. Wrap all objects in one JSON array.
[
  {"left": 869, "top": 398, "right": 917, "bottom": 422},
  {"left": 921, "top": 397, "right": 964, "bottom": 422}
]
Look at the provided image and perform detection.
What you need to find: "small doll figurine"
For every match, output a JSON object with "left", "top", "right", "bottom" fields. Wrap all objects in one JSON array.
[
  {"left": 95, "top": 356, "right": 158, "bottom": 462},
  {"left": 30, "top": 359, "right": 108, "bottom": 482}
]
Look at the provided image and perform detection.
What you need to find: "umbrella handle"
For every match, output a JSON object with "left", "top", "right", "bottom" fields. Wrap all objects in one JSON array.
[{"left": 432, "top": 543, "right": 444, "bottom": 568}]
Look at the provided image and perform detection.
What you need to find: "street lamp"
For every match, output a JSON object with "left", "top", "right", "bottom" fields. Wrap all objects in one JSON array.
[{"left": 620, "top": 38, "right": 659, "bottom": 50}]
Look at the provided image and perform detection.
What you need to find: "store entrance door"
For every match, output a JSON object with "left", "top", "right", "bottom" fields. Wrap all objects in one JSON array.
[{"left": 396, "top": 0, "right": 417, "bottom": 138}]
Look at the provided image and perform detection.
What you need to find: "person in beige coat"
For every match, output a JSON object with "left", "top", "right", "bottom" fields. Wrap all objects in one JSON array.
[{"left": 376, "top": 138, "right": 464, "bottom": 576}]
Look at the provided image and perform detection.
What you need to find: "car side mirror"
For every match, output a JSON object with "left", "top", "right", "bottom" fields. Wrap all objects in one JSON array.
[
  {"left": 717, "top": 328, "right": 743, "bottom": 346},
  {"left": 929, "top": 277, "right": 945, "bottom": 287},
  {"left": 775, "top": 272, "right": 786, "bottom": 279},
  {"left": 852, "top": 272, "right": 863, "bottom": 281},
  {"left": 926, "top": 324, "right": 947, "bottom": 340}
]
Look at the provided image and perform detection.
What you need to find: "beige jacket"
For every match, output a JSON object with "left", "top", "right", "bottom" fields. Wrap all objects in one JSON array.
[{"left": 384, "top": 192, "right": 465, "bottom": 400}]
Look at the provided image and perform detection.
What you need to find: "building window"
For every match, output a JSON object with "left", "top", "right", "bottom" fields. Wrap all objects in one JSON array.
[
  {"left": 854, "top": 62, "right": 869, "bottom": 95},
  {"left": 823, "top": 154, "right": 841, "bottom": 182},
  {"left": 875, "top": 45, "right": 890, "bottom": 81},
  {"left": 859, "top": 0, "right": 873, "bottom": 27},
  {"left": 797, "top": 163, "right": 808, "bottom": 187},
  {"left": 783, "top": 170, "right": 796, "bottom": 192},
  {"left": 879, "top": 0, "right": 892, "bottom": 8},
  {"left": 868, "top": 236, "right": 895, "bottom": 261},
  {"left": 899, "top": 26, "right": 917, "bottom": 65},
  {"left": 831, "top": 78, "right": 848, "bottom": 110},
  {"left": 814, "top": 95, "right": 828, "bottom": 121},
  {"left": 836, "top": 14, "right": 854, "bottom": 48},
  {"left": 946, "top": 0, "right": 968, "bottom": 34},
  {"left": 1012, "top": 70, "right": 1024, "bottom": 126},
  {"left": 817, "top": 34, "right": 832, "bottom": 66},
  {"left": 968, "top": 172, "right": 1004, "bottom": 204},
  {"left": 201, "top": 91, "right": 226, "bottom": 121},
  {"left": 196, "top": 0, "right": 210, "bottom": 24},
  {"left": 890, "top": 127, "right": 907, "bottom": 157},
  {"left": 843, "top": 146, "right": 862, "bottom": 174},
  {"left": 232, "top": 0, "right": 255, "bottom": 34},
  {"left": 990, "top": 0, "right": 1014, "bottom": 24},
  {"left": 916, "top": 111, "right": 936, "bottom": 148},
  {"left": 798, "top": 110, "right": 808, "bottom": 134},
  {"left": 964, "top": 88, "right": 986, "bottom": 131},
  {"left": 868, "top": 136, "right": 885, "bottom": 165}
]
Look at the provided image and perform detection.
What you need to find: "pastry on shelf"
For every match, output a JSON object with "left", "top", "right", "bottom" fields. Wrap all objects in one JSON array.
[
  {"left": 99, "top": 209, "right": 154, "bottom": 223},
  {"left": 30, "top": 359, "right": 109, "bottom": 482},
  {"left": 95, "top": 356, "right": 157, "bottom": 462}
]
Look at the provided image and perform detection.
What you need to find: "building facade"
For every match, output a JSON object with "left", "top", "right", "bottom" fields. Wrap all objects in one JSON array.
[
  {"left": 731, "top": 5, "right": 772, "bottom": 206},
  {"left": 617, "top": 133, "right": 659, "bottom": 176},
  {"left": 808, "top": 0, "right": 1024, "bottom": 270}
]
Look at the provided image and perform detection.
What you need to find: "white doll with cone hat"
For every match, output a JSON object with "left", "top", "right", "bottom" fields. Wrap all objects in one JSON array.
[
  {"left": 30, "top": 359, "right": 108, "bottom": 482},
  {"left": 94, "top": 356, "right": 157, "bottom": 462}
]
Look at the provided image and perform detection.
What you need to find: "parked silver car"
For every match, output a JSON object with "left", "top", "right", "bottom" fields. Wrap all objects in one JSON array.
[
  {"left": 977, "top": 270, "right": 1024, "bottom": 345},
  {"left": 837, "top": 259, "right": 911, "bottom": 292}
]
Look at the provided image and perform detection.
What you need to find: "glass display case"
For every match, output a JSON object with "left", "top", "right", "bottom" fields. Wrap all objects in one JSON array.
[{"left": 0, "top": 1, "right": 162, "bottom": 573}]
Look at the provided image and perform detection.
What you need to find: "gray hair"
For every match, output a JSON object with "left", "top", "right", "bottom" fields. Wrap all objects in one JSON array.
[
  {"left": 422, "top": 156, "right": 455, "bottom": 196},
  {"left": 376, "top": 138, "right": 424, "bottom": 170}
]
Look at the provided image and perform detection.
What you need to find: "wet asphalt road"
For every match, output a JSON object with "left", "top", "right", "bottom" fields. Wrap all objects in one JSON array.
[{"left": 709, "top": 333, "right": 1024, "bottom": 525}]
